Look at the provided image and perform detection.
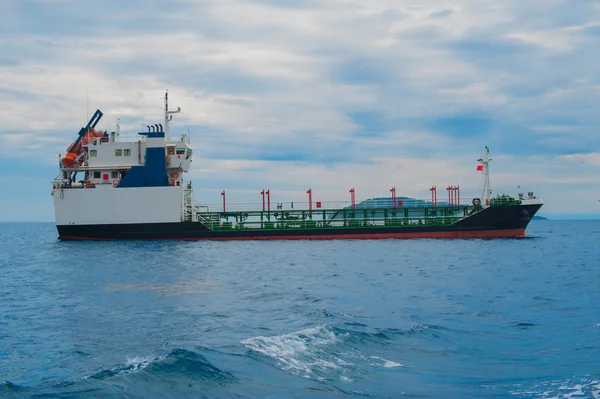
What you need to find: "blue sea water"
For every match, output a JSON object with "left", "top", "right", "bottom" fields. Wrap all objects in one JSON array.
[{"left": 0, "top": 221, "right": 599, "bottom": 399}]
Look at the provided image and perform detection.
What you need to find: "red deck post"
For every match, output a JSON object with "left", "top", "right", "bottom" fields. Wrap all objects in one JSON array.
[
  {"left": 266, "top": 190, "right": 271, "bottom": 212},
  {"left": 390, "top": 187, "right": 396, "bottom": 208},
  {"left": 221, "top": 190, "right": 226, "bottom": 212},
  {"left": 447, "top": 186, "right": 452, "bottom": 206},
  {"left": 307, "top": 189, "right": 312, "bottom": 211},
  {"left": 430, "top": 186, "right": 437, "bottom": 207},
  {"left": 261, "top": 190, "right": 265, "bottom": 212},
  {"left": 452, "top": 186, "right": 456, "bottom": 206},
  {"left": 350, "top": 188, "right": 356, "bottom": 209}
]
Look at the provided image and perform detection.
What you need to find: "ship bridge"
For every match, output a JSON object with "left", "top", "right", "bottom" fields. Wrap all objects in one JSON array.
[{"left": 54, "top": 92, "right": 191, "bottom": 190}]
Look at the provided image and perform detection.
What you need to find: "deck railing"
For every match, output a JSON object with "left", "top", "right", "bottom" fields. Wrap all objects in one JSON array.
[
  {"left": 189, "top": 205, "right": 479, "bottom": 231},
  {"left": 192, "top": 194, "right": 522, "bottom": 215}
]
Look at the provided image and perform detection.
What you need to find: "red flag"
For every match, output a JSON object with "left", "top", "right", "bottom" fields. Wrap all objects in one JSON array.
[{"left": 476, "top": 165, "right": 484, "bottom": 171}]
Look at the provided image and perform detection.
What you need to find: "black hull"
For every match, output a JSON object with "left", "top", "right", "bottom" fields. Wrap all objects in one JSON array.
[{"left": 56, "top": 204, "right": 542, "bottom": 240}]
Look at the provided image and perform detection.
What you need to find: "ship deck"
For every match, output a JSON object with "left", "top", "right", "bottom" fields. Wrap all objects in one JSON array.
[
  {"left": 189, "top": 193, "right": 529, "bottom": 232},
  {"left": 193, "top": 205, "right": 479, "bottom": 232}
]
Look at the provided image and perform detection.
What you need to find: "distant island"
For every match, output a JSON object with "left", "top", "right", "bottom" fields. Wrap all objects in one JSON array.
[{"left": 532, "top": 216, "right": 548, "bottom": 220}]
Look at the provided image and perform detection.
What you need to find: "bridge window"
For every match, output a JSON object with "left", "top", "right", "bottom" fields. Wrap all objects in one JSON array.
[
  {"left": 90, "top": 150, "right": 97, "bottom": 157},
  {"left": 111, "top": 171, "right": 118, "bottom": 179},
  {"left": 176, "top": 148, "right": 185, "bottom": 155},
  {"left": 115, "top": 149, "right": 123, "bottom": 156},
  {"left": 124, "top": 149, "right": 131, "bottom": 156},
  {"left": 93, "top": 171, "right": 101, "bottom": 179}
]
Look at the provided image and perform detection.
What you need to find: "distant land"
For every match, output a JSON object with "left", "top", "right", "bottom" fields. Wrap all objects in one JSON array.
[{"left": 532, "top": 216, "right": 548, "bottom": 220}]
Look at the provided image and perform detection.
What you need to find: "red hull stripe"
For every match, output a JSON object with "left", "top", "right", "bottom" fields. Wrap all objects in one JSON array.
[{"left": 60, "top": 228, "right": 526, "bottom": 241}]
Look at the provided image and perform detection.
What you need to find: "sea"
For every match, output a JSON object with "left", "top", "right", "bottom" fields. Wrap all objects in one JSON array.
[{"left": 0, "top": 220, "right": 598, "bottom": 399}]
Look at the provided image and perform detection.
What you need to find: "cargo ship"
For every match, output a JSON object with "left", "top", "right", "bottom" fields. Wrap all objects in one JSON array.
[{"left": 52, "top": 93, "right": 543, "bottom": 240}]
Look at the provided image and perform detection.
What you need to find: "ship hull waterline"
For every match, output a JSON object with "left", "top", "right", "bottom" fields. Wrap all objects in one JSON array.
[{"left": 56, "top": 204, "right": 542, "bottom": 241}]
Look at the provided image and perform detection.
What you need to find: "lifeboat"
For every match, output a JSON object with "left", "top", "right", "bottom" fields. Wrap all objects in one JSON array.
[{"left": 61, "top": 152, "right": 79, "bottom": 167}]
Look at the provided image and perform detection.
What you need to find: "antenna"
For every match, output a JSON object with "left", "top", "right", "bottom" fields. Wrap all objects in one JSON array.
[
  {"left": 85, "top": 82, "right": 89, "bottom": 122},
  {"left": 164, "top": 89, "right": 181, "bottom": 141}
]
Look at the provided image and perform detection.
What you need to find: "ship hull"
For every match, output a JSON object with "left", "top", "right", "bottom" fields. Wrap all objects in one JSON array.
[{"left": 56, "top": 203, "right": 542, "bottom": 241}]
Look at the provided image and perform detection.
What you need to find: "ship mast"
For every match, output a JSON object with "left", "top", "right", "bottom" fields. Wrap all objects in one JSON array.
[
  {"left": 164, "top": 90, "right": 181, "bottom": 141},
  {"left": 478, "top": 146, "right": 492, "bottom": 206}
]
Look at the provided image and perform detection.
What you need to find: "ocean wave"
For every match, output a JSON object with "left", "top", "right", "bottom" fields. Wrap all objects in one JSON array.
[
  {"left": 86, "top": 349, "right": 235, "bottom": 383},
  {"left": 0, "top": 380, "right": 27, "bottom": 394},
  {"left": 87, "top": 355, "right": 158, "bottom": 380},
  {"left": 146, "top": 349, "right": 236, "bottom": 383},
  {"left": 510, "top": 377, "right": 600, "bottom": 398},
  {"left": 241, "top": 325, "right": 406, "bottom": 382},
  {"left": 241, "top": 325, "right": 346, "bottom": 380}
]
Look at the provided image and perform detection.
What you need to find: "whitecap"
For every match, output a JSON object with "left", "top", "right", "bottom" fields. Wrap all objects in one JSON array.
[
  {"left": 82, "top": 354, "right": 165, "bottom": 380},
  {"left": 122, "top": 356, "right": 155, "bottom": 372},
  {"left": 241, "top": 325, "right": 344, "bottom": 379},
  {"left": 510, "top": 378, "right": 600, "bottom": 399},
  {"left": 370, "top": 356, "right": 404, "bottom": 368}
]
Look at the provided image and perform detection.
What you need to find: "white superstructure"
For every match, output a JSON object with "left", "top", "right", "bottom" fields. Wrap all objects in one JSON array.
[{"left": 52, "top": 92, "right": 196, "bottom": 227}]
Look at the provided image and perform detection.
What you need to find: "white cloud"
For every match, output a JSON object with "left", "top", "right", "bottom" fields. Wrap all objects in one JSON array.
[
  {"left": 504, "top": 31, "right": 574, "bottom": 51},
  {"left": 559, "top": 152, "right": 600, "bottom": 166}
]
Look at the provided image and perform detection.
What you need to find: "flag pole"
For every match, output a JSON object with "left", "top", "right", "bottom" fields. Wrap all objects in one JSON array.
[{"left": 477, "top": 146, "right": 492, "bottom": 206}]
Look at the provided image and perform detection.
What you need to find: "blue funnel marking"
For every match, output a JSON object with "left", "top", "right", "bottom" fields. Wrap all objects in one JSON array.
[{"left": 118, "top": 147, "right": 170, "bottom": 188}]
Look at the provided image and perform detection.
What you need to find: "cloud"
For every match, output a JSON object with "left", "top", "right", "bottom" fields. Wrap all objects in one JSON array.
[
  {"left": 1, "top": 0, "right": 600, "bottom": 220},
  {"left": 559, "top": 152, "right": 600, "bottom": 166}
]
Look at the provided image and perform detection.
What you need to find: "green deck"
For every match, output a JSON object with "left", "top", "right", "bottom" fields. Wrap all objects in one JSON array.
[
  {"left": 185, "top": 193, "right": 523, "bottom": 232},
  {"left": 189, "top": 205, "right": 483, "bottom": 231}
]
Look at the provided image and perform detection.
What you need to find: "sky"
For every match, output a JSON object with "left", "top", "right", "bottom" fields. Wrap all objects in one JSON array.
[{"left": 1, "top": 0, "right": 599, "bottom": 221}]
